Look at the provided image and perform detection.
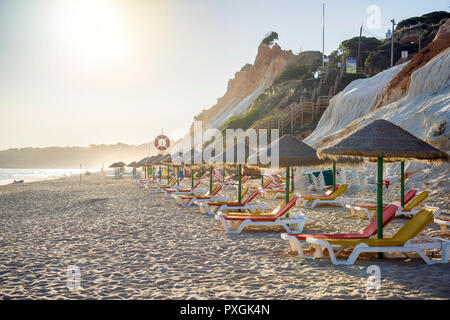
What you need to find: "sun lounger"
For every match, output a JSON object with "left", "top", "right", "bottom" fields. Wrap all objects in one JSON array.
[
  {"left": 138, "top": 178, "right": 162, "bottom": 188},
  {"left": 303, "top": 207, "right": 448, "bottom": 265},
  {"left": 174, "top": 184, "right": 226, "bottom": 208},
  {"left": 215, "top": 196, "right": 306, "bottom": 234},
  {"left": 434, "top": 218, "right": 450, "bottom": 234},
  {"left": 222, "top": 176, "right": 249, "bottom": 190},
  {"left": 146, "top": 178, "right": 177, "bottom": 193},
  {"left": 281, "top": 204, "right": 399, "bottom": 257},
  {"left": 346, "top": 189, "right": 417, "bottom": 219},
  {"left": 396, "top": 191, "right": 429, "bottom": 217},
  {"left": 198, "top": 187, "right": 266, "bottom": 215},
  {"left": 163, "top": 181, "right": 205, "bottom": 199},
  {"left": 299, "top": 184, "right": 349, "bottom": 208}
]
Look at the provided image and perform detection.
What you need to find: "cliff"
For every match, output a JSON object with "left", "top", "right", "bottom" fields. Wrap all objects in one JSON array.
[{"left": 193, "top": 43, "right": 295, "bottom": 132}]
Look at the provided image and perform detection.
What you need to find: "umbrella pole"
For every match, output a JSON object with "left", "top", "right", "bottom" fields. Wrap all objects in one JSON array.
[
  {"left": 167, "top": 166, "right": 170, "bottom": 184},
  {"left": 238, "top": 164, "right": 242, "bottom": 204},
  {"left": 332, "top": 162, "right": 336, "bottom": 192},
  {"left": 144, "top": 166, "right": 147, "bottom": 179},
  {"left": 285, "top": 166, "right": 290, "bottom": 204},
  {"left": 291, "top": 167, "right": 294, "bottom": 192},
  {"left": 190, "top": 168, "right": 194, "bottom": 189},
  {"left": 222, "top": 166, "right": 225, "bottom": 183},
  {"left": 286, "top": 166, "right": 290, "bottom": 218},
  {"left": 209, "top": 166, "right": 213, "bottom": 194},
  {"left": 400, "top": 161, "right": 405, "bottom": 207},
  {"left": 377, "top": 155, "right": 383, "bottom": 259},
  {"left": 177, "top": 167, "right": 180, "bottom": 187},
  {"left": 261, "top": 169, "right": 264, "bottom": 187}
]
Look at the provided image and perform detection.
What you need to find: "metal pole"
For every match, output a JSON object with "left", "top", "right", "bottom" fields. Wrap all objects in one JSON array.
[
  {"left": 222, "top": 166, "right": 225, "bottom": 182},
  {"left": 285, "top": 166, "right": 290, "bottom": 205},
  {"left": 177, "top": 167, "right": 180, "bottom": 187},
  {"left": 291, "top": 167, "right": 294, "bottom": 192},
  {"left": 238, "top": 164, "right": 242, "bottom": 204},
  {"left": 209, "top": 166, "right": 213, "bottom": 195},
  {"left": 390, "top": 19, "right": 396, "bottom": 67},
  {"left": 332, "top": 162, "right": 336, "bottom": 192},
  {"left": 167, "top": 166, "right": 170, "bottom": 184},
  {"left": 377, "top": 155, "right": 383, "bottom": 259},
  {"left": 285, "top": 166, "right": 290, "bottom": 218},
  {"left": 357, "top": 24, "right": 362, "bottom": 68},
  {"left": 261, "top": 169, "right": 264, "bottom": 187},
  {"left": 191, "top": 168, "right": 194, "bottom": 189},
  {"left": 322, "top": 2, "right": 325, "bottom": 68},
  {"left": 400, "top": 161, "right": 405, "bottom": 207}
]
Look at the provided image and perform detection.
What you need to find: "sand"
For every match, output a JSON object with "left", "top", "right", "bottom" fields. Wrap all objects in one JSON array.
[{"left": 0, "top": 173, "right": 448, "bottom": 300}]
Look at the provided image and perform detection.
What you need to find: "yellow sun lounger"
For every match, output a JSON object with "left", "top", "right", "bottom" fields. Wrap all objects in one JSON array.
[
  {"left": 196, "top": 185, "right": 250, "bottom": 214},
  {"left": 396, "top": 191, "right": 429, "bottom": 217},
  {"left": 363, "top": 191, "right": 430, "bottom": 220},
  {"left": 219, "top": 195, "right": 299, "bottom": 217},
  {"left": 299, "top": 184, "right": 349, "bottom": 208},
  {"left": 304, "top": 207, "right": 449, "bottom": 265}
]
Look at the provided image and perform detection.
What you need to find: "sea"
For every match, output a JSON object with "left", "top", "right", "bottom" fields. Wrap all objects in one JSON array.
[{"left": 0, "top": 168, "right": 100, "bottom": 186}]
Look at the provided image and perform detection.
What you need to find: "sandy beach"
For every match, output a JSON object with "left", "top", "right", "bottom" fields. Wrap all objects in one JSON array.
[{"left": 0, "top": 173, "right": 448, "bottom": 300}]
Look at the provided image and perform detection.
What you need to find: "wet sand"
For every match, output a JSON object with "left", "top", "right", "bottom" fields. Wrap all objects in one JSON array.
[{"left": 0, "top": 173, "right": 448, "bottom": 299}]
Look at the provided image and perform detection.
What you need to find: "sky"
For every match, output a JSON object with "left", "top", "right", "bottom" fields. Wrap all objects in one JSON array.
[{"left": 0, "top": 0, "right": 448, "bottom": 150}]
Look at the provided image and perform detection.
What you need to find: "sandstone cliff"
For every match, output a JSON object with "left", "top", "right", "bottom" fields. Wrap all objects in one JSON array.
[{"left": 193, "top": 44, "right": 295, "bottom": 132}]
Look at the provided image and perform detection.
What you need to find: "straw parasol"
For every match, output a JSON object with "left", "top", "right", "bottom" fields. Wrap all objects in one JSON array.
[
  {"left": 162, "top": 151, "right": 183, "bottom": 186},
  {"left": 209, "top": 142, "right": 256, "bottom": 204},
  {"left": 109, "top": 162, "right": 126, "bottom": 168},
  {"left": 318, "top": 119, "right": 449, "bottom": 253},
  {"left": 247, "top": 134, "right": 332, "bottom": 205},
  {"left": 201, "top": 143, "right": 223, "bottom": 194},
  {"left": 127, "top": 161, "right": 137, "bottom": 167},
  {"left": 179, "top": 148, "right": 202, "bottom": 189},
  {"left": 317, "top": 119, "right": 448, "bottom": 163}
]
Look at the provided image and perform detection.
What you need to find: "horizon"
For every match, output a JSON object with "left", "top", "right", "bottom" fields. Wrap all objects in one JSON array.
[{"left": 0, "top": 0, "right": 448, "bottom": 150}]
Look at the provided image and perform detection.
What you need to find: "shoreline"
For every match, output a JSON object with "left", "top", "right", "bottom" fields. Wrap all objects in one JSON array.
[{"left": 0, "top": 174, "right": 448, "bottom": 299}]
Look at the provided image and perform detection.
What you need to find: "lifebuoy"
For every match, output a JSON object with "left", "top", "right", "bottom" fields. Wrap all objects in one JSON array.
[{"left": 154, "top": 135, "right": 170, "bottom": 151}]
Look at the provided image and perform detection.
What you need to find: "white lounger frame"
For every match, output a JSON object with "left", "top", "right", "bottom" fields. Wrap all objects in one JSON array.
[
  {"left": 163, "top": 188, "right": 206, "bottom": 200},
  {"left": 175, "top": 195, "right": 228, "bottom": 208},
  {"left": 435, "top": 218, "right": 450, "bottom": 233},
  {"left": 298, "top": 196, "right": 353, "bottom": 209},
  {"left": 146, "top": 184, "right": 180, "bottom": 194},
  {"left": 198, "top": 202, "right": 267, "bottom": 215},
  {"left": 303, "top": 237, "right": 449, "bottom": 265},
  {"left": 215, "top": 214, "right": 307, "bottom": 234},
  {"left": 260, "top": 189, "right": 287, "bottom": 200}
]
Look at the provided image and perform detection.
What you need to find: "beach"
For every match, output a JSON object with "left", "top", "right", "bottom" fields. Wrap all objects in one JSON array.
[{"left": 0, "top": 173, "right": 448, "bottom": 300}]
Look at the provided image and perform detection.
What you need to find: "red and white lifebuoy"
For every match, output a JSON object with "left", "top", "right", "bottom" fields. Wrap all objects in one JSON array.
[{"left": 154, "top": 135, "right": 170, "bottom": 151}]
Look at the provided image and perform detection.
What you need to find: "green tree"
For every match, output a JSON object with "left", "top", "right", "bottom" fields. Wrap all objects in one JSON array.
[{"left": 261, "top": 31, "right": 279, "bottom": 47}]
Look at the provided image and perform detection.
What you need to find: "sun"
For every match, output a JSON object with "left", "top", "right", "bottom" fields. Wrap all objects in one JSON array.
[{"left": 50, "top": 0, "right": 131, "bottom": 68}]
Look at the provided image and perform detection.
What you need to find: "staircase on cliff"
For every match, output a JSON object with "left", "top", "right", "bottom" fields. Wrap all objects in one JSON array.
[{"left": 252, "top": 65, "right": 345, "bottom": 135}]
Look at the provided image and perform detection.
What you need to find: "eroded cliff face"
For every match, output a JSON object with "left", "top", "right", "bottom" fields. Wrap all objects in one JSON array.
[
  {"left": 192, "top": 44, "right": 295, "bottom": 132},
  {"left": 373, "top": 19, "right": 450, "bottom": 110},
  {"left": 303, "top": 25, "right": 449, "bottom": 208}
]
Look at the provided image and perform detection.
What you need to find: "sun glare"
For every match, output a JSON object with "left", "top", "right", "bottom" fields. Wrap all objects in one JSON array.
[{"left": 51, "top": 0, "right": 131, "bottom": 68}]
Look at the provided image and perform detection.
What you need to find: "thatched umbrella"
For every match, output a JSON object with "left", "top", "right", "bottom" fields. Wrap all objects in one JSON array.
[
  {"left": 163, "top": 151, "right": 183, "bottom": 186},
  {"left": 149, "top": 155, "right": 163, "bottom": 179},
  {"left": 248, "top": 134, "right": 332, "bottom": 207},
  {"left": 180, "top": 148, "right": 202, "bottom": 189},
  {"left": 318, "top": 119, "right": 448, "bottom": 250},
  {"left": 109, "top": 162, "right": 126, "bottom": 177},
  {"left": 158, "top": 154, "right": 172, "bottom": 183},
  {"left": 127, "top": 161, "right": 137, "bottom": 178},
  {"left": 139, "top": 155, "right": 155, "bottom": 179},
  {"left": 109, "top": 162, "right": 126, "bottom": 168},
  {"left": 210, "top": 142, "right": 256, "bottom": 204},
  {"left": 201, "top": 143, "right": 222, "bottom": 194}
]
